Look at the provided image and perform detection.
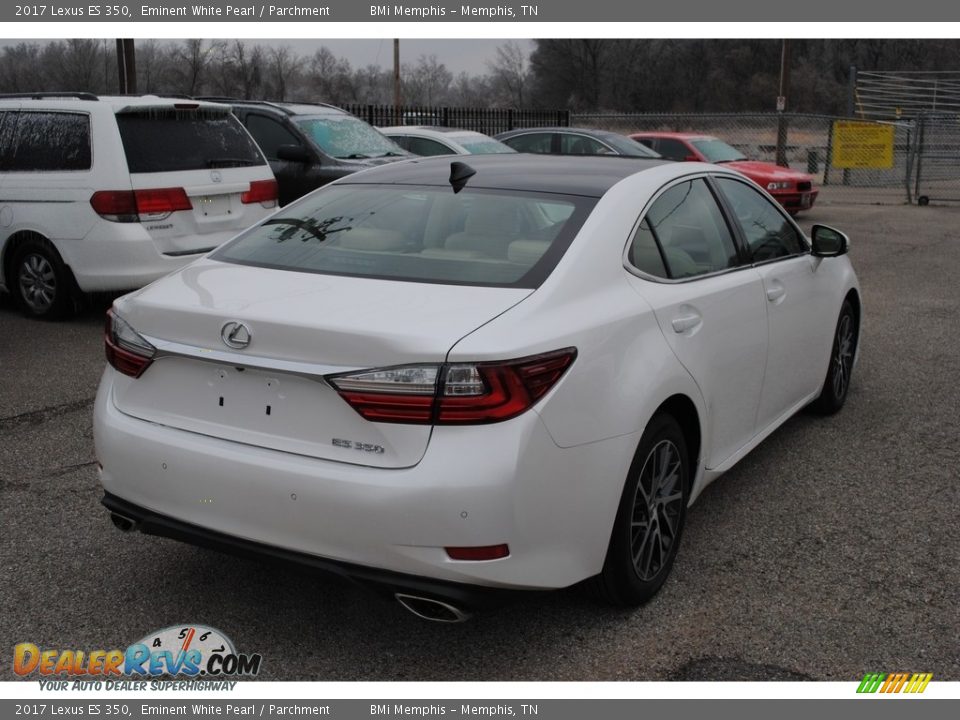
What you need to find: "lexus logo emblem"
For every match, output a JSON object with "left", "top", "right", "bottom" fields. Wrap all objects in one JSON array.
[
  {"left": 211, "top": 170, "right": 222, "bottom": 183},
  {"left": 220, "top": 321, "right": 251, "bottom": 349}
]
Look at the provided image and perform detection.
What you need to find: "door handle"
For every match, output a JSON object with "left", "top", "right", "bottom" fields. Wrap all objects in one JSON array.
[
  {"left": 671, "top": 312, "right": 702, "bottom": 334},
  {"left": 766, "top": 281, "right": 786, "bottom": 303}
]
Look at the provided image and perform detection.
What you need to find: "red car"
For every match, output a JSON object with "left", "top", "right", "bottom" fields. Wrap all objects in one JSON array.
[{"left": 631, "top": 132, "right": 818, "bottom": 214}]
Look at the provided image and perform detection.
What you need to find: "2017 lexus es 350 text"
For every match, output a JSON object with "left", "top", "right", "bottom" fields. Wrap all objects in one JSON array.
[{"left": 94, "top": 155, "right": 860, "bottom": 622}]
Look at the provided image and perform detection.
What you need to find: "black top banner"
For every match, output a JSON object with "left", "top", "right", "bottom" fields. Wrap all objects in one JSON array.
[{"left": 3, "top": 0, "right": 959, "bottom": 22}]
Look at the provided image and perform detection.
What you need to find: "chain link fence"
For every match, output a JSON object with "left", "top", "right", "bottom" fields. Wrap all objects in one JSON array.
[{"left": 572, "top": 112, "right": 926, "bottom": 206}]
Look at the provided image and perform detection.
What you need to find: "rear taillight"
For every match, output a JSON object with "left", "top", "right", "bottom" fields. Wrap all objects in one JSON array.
[
  {"left": 104, "top": 309, "right": 155, "bottom": 378},
  {"left": 241, "top": 179, "right": 278, "bottom": 208},
  {"left": 90, "top": 188, "right": 192, "bottom": 223},
  {"left": 328, "top": 348, "right": 576, "bottom": 425}
]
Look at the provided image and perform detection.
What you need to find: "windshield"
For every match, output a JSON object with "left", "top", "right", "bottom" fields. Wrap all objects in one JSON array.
[
  {"left": 213, "top": 184, "right": 595, "bottom": 289},
  {"left": 691, "top": 139, "right": 747, "bottom": 163},
  {"left": 455, "top": 136, "right": 517, "bottom": 154},
  {"left": 601, "top": 133, "right": 661, "bottom": 158},
  {"left": 294, "top": 116, "right": 405, "bottom": 159}
]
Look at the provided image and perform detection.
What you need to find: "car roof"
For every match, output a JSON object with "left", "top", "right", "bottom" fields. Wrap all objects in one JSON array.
[
  {"left": 338, "top": 153, "right": 670, "bottom": 197},
  {"left": 0, "top": 94, "right": 231, "bottom": 113},
  {"left": 381, "top": 126, "right": 488, "bottom": 137},
  {"left": 497, "top": 127, "right": 614, "bottom": 137},
  {"left": 632, "top": 131, "right": 717, "bottom": 141}
]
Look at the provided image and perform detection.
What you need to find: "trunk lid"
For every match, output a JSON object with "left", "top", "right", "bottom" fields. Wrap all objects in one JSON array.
[{"left": 111, "top": 259, "right": 531, "bottom": 467}]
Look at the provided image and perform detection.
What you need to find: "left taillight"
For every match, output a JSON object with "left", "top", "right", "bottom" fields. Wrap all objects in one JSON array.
[
  {"left": 328, "top": 348, "right": 577, "bottom": 425},
  {"left": 104, "top": 309, "right": 155, "bottom": 378},
  {"left": 241, "top": 179, "right": 278, "bottom": 208}
]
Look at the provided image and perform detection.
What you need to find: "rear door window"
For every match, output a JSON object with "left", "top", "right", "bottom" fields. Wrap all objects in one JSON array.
[
  {"left": 6, "top": 111, "right": 91, "bottom": 171},
  {"left": 503, "top": 133, "right": 554, "bottom": 154},
  {"left": 117, "top": 109, "right": 265, "bottom": 173},
  {"left": 560, "top": 134, "right": 612, "bottom": 155},
  {"left": 630, "top": 179, "right": 741, "bottom": 279},
  {"left": 656, "top": 138, "right": 694, "bottom": 161}
]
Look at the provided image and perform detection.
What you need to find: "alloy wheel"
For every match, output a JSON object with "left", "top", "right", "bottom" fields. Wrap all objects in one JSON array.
[
  {"left": 630, "top": 439, "right": 684, "bottom": 581},
  {"left": 832, "top": 313, "right": 854, "bottom": 400},
  {"left": 18, "top": 253, "right": 57, "bottom": 314}
]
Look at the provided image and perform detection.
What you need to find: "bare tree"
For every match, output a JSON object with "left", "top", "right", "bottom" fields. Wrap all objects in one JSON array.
[
  {"left": 487, "top": 41, "right": 530, "bottom": 108},
  {"left": 266, "top": 45, "right": 304, "bottom": 101},
  {"left": 403, "top": 54, "right": 453, "bottom": 105}
]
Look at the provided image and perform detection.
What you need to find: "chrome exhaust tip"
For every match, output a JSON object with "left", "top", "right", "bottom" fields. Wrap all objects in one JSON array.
[
  {"left": 110, "top": 512, "right": 139, "bottom": 533},
  {"left": 395, "top": 593, "right": 472, "bottom": 623}
]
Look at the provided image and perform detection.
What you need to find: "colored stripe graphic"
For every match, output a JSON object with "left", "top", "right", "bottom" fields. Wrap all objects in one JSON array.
[{"left": 857, "top": 672, "right": 932, "bottom": 694}]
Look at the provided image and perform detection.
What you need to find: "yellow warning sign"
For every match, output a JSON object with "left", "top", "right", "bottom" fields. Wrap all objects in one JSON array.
[{"left": 832, "top": 121, "right": 895, "bottom": 169}]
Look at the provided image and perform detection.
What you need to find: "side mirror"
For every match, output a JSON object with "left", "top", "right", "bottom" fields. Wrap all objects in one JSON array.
[
  {"left": 811, "top": 224, "right": 849, "bottom": 257},
  {"left": 684, "top": 154, "right": 699, "bottom": 162},
  {"left": 276, "top": 144, "right": 312, "bottom": 163}
]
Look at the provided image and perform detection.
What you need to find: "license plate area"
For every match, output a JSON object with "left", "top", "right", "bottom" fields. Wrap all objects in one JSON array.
[
  {"left": 195, "top": 194, "right": 232, "bottom": 217},
  {"left": 111, "top": 356, "right": 432, "bottom": 467}
]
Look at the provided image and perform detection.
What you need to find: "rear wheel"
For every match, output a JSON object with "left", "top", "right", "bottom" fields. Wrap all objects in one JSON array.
[
  {"left": 593, "top": 414, "right": 690, "bottom": 606},
  {"left": 810, "top": 299, "right": 857, "bottom": 415},
  {"left": 11, "top": 238, "right": 78, "bottom": 319}
]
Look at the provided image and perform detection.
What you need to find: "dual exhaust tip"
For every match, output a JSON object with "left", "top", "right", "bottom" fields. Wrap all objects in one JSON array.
[{"left": 110, "top": 512, "right": 472, "bottom": 623}]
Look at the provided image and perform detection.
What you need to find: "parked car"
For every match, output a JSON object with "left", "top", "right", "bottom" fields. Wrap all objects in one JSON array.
[
  {"left": 631, "top": 132, "right": 819, "bottom": 214},
  {"left": 379, "top": 126, "right": 516, "bottom": 156},
  {"left": 96, "top": 154, "right": 860, "bottom": 621},
  {"left": 495, "top": 127, "right": 661, "bottom": 158},
  {"left": 0, "top": 93, "right": 277, "bottom": 319},
  {"left": 199, "top": 98, "right": 410, "bottom": 206}
]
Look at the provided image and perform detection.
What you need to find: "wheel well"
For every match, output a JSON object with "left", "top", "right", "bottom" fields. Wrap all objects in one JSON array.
[
  {"left": 654, "top": 394, "right": 701, "bottom": 475},
  {"left": 844, "top": 288, "right": 861, "bottom": 327}
]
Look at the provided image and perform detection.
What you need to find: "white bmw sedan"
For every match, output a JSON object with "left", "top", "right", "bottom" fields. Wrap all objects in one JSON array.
[{"left": 94, "top": 155, "right": 860, "bottom": 622}]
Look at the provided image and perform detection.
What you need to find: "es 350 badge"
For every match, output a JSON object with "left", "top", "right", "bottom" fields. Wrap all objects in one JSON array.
[{"left": 13, "top": 624, "right": 262, "bottom": 679}]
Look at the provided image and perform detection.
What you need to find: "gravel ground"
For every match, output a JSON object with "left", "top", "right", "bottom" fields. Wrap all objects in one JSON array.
[{"left": 1, "top": 202, "right": 958, "bottom": 682}]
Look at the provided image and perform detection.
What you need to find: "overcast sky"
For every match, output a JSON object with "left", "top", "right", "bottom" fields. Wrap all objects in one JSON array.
[{"left": 1, "top": 38, "right": 534, "bottom": 76}]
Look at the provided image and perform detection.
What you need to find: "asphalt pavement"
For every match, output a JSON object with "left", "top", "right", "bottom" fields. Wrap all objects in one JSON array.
[{"left": 1, "top": 201, "right": 958, "bottom": 682}]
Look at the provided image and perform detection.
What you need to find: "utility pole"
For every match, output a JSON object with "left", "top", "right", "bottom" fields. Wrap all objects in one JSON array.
[
  {"left": 775, "top": 38, "right": 791, "bottom": 167},
  {"left": 393, "top": 39, "right": 401, "bottom": 125},
  {"left": 116, "top": 39, "right": 137, "bottom": 94}
]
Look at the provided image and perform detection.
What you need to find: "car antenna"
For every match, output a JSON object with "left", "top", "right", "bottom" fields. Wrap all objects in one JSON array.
[{"left": 449, "top": 161, "right": 476, "bottom": 194}]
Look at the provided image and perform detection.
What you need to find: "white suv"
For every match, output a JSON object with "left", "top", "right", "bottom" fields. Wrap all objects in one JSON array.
[{"left": 0, "top": 93, "right": 278, "bottom": 318}]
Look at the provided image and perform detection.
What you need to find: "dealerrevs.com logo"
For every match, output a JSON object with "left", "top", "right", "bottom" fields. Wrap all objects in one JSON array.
[{"left": 14, "top": 624, "right": 262, "bottom": 687}]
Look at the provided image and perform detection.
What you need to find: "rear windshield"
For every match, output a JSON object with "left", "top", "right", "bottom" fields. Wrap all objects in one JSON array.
[
  {"left": 116, "top": 109, "right": 265, "bottom": 173},
  {"left": 213, "top": 184, "right": 596, "bottom": 288}
]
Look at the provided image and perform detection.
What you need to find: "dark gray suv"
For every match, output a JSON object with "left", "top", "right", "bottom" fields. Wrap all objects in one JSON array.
[{"left": 201, "top": 99, "right": 410, "bottom": 206}]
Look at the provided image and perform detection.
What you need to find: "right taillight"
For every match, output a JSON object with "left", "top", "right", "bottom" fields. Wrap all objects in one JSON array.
[
  {"left": 328, "top": 348, "right": 577, "bottom": 425},
  {"left": 104, "top": 309, "right": 155, "bottom": 378},
  {"left": 241, "top": 179, "right": 278, "bottom": 207},
  {"left": 91, "top": 188, "right": 193, "bottom": 223}
]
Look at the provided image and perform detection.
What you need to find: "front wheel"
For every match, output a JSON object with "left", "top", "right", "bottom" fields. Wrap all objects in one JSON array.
[
  {"left": 810, "top": 299, "right": 857, "bottom": 415},
  {"left": 593, "top": 414, "right": 690, "bottom": 606}
]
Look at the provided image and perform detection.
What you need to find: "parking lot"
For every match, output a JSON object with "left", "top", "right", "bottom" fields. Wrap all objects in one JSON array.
[{"left": 1, "top": 200, "right": 958, "bottom": 682}]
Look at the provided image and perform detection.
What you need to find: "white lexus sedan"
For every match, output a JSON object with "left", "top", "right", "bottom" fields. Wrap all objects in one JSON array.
[{"left": 94, "top": 155, "right": 860, "bottom": 622}]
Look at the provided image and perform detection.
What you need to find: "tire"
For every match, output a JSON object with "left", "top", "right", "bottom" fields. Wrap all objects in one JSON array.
[
  {"left": 809, "top": 299, "right": 858, "bottom": 415},
  {"left": 592, "top": 414, "right": 690, "bottom": 607},
  {"left": 10, "top": 238, "right": 79, "bottom": 319}
]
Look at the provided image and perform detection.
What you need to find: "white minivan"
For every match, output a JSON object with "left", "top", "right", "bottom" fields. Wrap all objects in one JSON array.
[{"left": 0, "top": 94, "right": 278, "bottom": 318}]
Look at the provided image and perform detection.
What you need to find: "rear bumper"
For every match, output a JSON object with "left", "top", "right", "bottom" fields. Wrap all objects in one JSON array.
[
  {"left": 94, "top": 367, "right": 635, "bottom": 592},
  {"left": 101, "top": 492, "right": 517, "bottom": 611}
]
